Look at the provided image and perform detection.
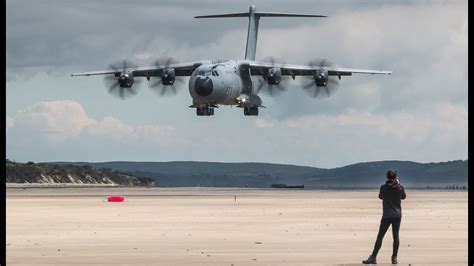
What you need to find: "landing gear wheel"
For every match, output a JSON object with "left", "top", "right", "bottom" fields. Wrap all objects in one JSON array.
[
  {"left": 251, "top": 107, "right": 258, "bottom": 116},
  {"left": 196, "top": 107, "right": 214, "bottom": 116},
  {"left": 244, "top": 107, "right": 259, "bottom": 116}
]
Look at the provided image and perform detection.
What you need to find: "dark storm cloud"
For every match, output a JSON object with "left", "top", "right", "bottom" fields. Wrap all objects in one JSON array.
[
  {"left": 6, "top": 0, "right": 467, "bottom": 119},
  {"left": 6, "top": 0, "right": 467, "bottom": 167},
  {"left": 6, "top": 0, "right": 446, "bottom": 71}
]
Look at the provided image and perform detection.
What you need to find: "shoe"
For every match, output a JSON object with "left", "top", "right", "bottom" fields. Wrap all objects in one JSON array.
[
  {"left": 362, "top": 255, "right": 377, "bottom": 264},
  {"left": 391, "top": 255, "right": 398, "bottom": 264}
]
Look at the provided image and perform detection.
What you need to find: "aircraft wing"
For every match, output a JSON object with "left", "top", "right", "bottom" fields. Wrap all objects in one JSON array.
[
  {"left": 248, "top": 61, "right": 392, "bottom": 77},
  {"left": 71, "top": 61, "right": 206, "bottom": 77}
]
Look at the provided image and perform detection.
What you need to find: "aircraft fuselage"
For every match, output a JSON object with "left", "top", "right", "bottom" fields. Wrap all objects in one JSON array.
[{"left": 189, "top": 60, "right": 265, "bottom": 109}]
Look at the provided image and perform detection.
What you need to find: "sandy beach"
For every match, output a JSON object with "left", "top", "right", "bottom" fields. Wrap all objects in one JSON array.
[{"left": 6, "top": 187, "right": 468, "bottom": 265}]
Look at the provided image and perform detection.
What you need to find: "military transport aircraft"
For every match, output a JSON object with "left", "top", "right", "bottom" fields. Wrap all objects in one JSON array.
[{"left": 72, "top": 5, "right": 391, "bottom": 116}]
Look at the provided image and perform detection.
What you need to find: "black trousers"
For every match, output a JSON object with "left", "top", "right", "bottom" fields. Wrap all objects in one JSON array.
[{"left": 371, "top": 217, "right": 401, "bottom": 257}]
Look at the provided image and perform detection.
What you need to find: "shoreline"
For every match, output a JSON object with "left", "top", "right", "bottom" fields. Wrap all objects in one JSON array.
[
  {"left": 5, "top": 183, "right": 468, "bottom": 191},
  {"left": 6, "top": 183, "right": 122, "bottom": 188}
]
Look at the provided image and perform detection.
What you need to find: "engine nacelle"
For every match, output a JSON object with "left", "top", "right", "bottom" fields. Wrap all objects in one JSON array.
[
  {"left": 161, "top": 67, "right": 176, "bottom": 85},
  {"left": 118, "top": 73, "right": 134, "bottom": 88},
  {"left": 267, "top": 67, "right": 282, "bottom": 85},
  {"left": 314, "top": 69, "right": 328, "bottom": 87}
]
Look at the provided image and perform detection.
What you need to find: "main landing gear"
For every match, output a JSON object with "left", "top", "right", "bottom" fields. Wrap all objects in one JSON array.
[
  {"left": 194, "top": 106, "right": 259, "bottom": 116},
  {"left": 244, "top": 107, "right": 259, "bottom": 116},
  {"left": 196, "top": 107, "right": 214, "bottom": 116}
]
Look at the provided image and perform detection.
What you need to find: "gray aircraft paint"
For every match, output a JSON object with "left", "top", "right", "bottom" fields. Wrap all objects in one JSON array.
[
  {"left": 245, "top": 5, "right": 259, "bottom": 60},
  {"left": 189, "top": 60, "right": 265, "bottom": 107}
]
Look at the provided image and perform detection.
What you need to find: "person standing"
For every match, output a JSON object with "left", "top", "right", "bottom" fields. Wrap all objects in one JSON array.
[{"left": 363, "top": 169, "right": 407, "bottom": 264}]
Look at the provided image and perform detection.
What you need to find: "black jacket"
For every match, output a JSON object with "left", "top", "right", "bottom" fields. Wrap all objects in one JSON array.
[{"left": 379, "top": 179, "right": 406, "bottom": 218}]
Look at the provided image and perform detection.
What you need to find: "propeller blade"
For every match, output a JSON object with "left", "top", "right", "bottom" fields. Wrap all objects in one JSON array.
[
  {"left": 108, "top": 64, "right": 118, "bottom": 71},
  {"left": 257, "top": 56, "right": 289, "bottom": 97},
  {"left": 125, "top": 87, "right": 137, "bottom": 95},
  {"left": 302, "top": 79, "right": 315, "bottom": 90},
  {"left": 324, "top": 87, "right": 330, "bottom": 96},
  {"left": 301, "top": 58, "right": 340, "bottom": 99},
  {"left": 314, "top": 87, "right": 320, "bottom": 98},
  {"left": 148, "top": 57, "right": 182, "bottom": 97},
  {"left": 151, "top": 79, "right": 162, "bottom": 88},
  {"left": 103, "top": 59, "right": 141, "bottom": 100},
  {"left": 160, "top": 87, "right": 167, "bottom": 96},
  {"left": 107, "top": 82, "right": 119, "bottom": 94}
]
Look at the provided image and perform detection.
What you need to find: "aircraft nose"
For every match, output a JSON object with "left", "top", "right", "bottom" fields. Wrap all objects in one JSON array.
[{"left": 194, "top": 77, "right": 213, "bottom": 96}]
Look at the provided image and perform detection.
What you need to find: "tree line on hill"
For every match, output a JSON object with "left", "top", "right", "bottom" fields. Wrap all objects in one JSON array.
[
  {"left": 5, "top": 159, "right": 155, "bottom": 187},
  {"left": 47, "top": 159, "right": 467, "bottom": 189}
]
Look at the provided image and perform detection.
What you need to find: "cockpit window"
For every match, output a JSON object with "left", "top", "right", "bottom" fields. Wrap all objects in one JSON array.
[{"left": 196, "top": 69, "right": 215, "bottom": 76}]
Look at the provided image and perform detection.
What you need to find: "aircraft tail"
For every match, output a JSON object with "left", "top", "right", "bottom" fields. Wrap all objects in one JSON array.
[{"left": 195, "top": 5, "right": 326, "bottom": 61}]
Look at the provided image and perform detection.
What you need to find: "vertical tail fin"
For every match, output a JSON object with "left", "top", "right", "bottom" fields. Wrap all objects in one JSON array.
[
  {"left": 195, "top": 5, "right": 327, "bottom": 61},
  {"left": 245, "top": 5, "right": 259, "bottom": 60}
]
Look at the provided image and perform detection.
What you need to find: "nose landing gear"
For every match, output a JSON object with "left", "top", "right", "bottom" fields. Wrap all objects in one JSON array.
[{"left": 196, "top": 107, "right": 214, "bottom": 116}]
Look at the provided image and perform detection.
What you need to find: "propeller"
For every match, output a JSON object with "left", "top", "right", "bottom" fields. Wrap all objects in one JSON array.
[
  {"left": 257, "top": 56, "right": 290, "bottom": 97},
  {"left": 302, "top": 58, "right": 339, "bottom": 99},
  {"left": 148, "top": 57, "right": 184, "bottom": 96},
  {"left": 103, "top": 59, "right": 142, "bottom": 100}
]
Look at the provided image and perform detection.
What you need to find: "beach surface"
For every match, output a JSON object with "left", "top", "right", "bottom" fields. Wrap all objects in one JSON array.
[{"left": 6, "top": 187, "right": 468, "bottom": 265}]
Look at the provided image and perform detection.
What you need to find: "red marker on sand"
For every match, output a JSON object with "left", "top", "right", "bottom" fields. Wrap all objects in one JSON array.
[{"left": 106, "top": 196, "right": 125, "bottom": 202}]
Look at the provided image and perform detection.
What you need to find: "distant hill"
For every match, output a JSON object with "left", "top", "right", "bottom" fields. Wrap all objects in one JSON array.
[
  {"left": 6, "top": 161, "right": 155, "bottom": 187},
  {"left": 49, "top": 160, "right": 468, "bottom": 188}
]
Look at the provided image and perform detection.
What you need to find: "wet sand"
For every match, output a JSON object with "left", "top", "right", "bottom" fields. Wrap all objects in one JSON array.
[{"left": 6, "top": 187, "right": 468, "bottom": 265}]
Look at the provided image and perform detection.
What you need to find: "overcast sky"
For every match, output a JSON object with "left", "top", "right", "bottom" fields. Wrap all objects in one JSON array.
[{"left": 6, "top": 0, "right": 467, "bottom": 168}]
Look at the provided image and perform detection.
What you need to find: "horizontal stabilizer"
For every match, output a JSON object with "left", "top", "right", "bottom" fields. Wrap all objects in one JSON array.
[
  {"left": 195, "top": 12, "right": 249, "bottom": 18},
  {"left": 194, "top": 6, "right": 327, "bottom": 60},
  {"left": 255, "top": 12, "right": 326, "bottom": 18},
  {"left": 195, "top": 12, "right": 326, "bottom": 19}
]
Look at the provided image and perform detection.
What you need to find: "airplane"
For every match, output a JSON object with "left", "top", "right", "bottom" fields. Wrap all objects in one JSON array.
[{"left": 71, "top": 5, "right": 391, "bottom": 116}]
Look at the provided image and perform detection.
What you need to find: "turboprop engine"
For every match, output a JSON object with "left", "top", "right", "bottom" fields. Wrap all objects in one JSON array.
[
  {"left": 267, "top": 67, "right": 282, "bottom": 85},
  {"left": 314, "top": 69, "right": 329, "bottom": 87}
]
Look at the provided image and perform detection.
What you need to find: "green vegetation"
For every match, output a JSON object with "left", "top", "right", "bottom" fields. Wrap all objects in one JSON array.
[{"left": 5, "top": 160, "right": 155, "bottom": 187}]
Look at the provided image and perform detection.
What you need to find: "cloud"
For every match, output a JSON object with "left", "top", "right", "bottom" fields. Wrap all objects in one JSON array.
[
  {"left": 7, "top": 100, "right": 466, "bottom": 167},
  {"left": 254, "top": 118, "right": 275, "bottom": 129},
  {"left": 254, "top": 2, "right": 467, "bottom": 119},
  {"left": 250, "top": 102, "right": 467, "bottom": 166},
  {"left": 7, "top": 100, "right": 182, "bottom": 147},
  {"left": 10, "top": 100, "right": 95, "bottom": 142},
  {"left": 5, "top": 1, "right": 467, "bottom": 167},
  {"left": 83, "top": 116, "right": 184, "bottom": 146}
]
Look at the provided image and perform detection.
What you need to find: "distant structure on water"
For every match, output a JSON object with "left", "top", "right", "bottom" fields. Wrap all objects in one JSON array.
[{"left": 271, "top": 184, "right": 304, "bottom": 189}]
